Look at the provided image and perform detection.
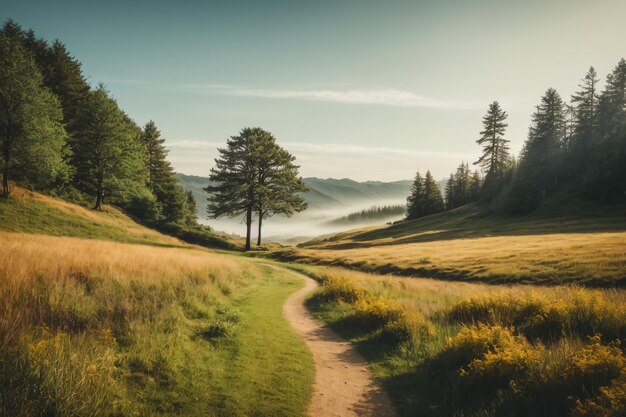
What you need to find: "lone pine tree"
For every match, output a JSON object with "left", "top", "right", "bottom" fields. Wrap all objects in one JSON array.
[
  {"left": 475, "top": 101, "right": 510, "bottom": 198},
  {"left": 206, "top": 127, "right": 306, "bottom": 250}
]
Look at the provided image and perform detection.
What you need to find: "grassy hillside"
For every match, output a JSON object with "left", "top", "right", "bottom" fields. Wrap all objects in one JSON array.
[
  {"left": 292, "top": 264, "right": 626, "bottom": 417},
  {"left": 0, "top": 233, "right": 313, "bottom": 416},
  {"left": 0, "top": 187, "right": 235, "bottom": 248},
  {"left": 283, "top": 201, "right": 626, "bottom": 286}
]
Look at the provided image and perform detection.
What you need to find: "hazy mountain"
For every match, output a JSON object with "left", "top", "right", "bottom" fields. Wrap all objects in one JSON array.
[{"left": 176, "top": 173, "right": 413, "bottom": 218}]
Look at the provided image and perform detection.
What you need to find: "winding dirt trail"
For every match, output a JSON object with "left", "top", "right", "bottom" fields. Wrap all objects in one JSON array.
[{"left": 277, "top": 266, "right": 397, "bottom": 417}]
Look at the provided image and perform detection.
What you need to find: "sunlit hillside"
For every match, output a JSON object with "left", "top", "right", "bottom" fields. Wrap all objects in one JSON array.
[
  {"left": 0, "top": 187, "right": 236, "bottom": 248},
  {"left": 287, "top": 201, "right": 626, "bottom": 286}
]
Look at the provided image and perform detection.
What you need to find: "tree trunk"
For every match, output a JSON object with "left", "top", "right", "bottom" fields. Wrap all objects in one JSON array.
[
  {"left": 2, "top": 164, "right": 8, "bottom": 198},
  {"left": 94, "top": 171, "right": 104, "bottom": 210},
  {"left": 244, "top": 206, "right": 252, "bottom": 251},
  {"left": 2, "top": 138, "right": 9, "bottom": 198},
  {"left": 257, "top": 210, "right": 263, "bottom": 246}
]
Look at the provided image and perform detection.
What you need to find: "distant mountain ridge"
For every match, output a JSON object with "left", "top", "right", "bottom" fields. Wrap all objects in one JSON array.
[{"left": 176, "top": 173, "right": 413, "bottom": 217}]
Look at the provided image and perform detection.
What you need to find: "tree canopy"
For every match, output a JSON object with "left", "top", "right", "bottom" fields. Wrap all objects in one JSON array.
[
  {"left": 474, "top": 101, "right": 511, "bottom": 198},
  {"left": 206, "top": 127, "right": 306, "bottom": 250},
  {"left": 0, "top": 33, "right": 69, "bottom": 197}
]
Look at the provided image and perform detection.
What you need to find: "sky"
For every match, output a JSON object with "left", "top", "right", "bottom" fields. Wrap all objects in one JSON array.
[{"left": 2, "top": 0, "right": 626, "bottom": 181}]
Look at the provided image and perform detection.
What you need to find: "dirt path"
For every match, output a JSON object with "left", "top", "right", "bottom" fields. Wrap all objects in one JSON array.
[{"left": 277, "top": 266, "right": 397, "bottom": 417}]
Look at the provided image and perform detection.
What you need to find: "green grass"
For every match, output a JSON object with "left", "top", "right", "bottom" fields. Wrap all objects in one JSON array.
[
  {"left": 122, "top": 264, "right": 314, "bottom": 417},
  {"left": 0, "top": 187, "right": 236, "bottom": 249},
  {"left": 0, "top": 188, "right": 181, "bottom": 246},
  {"left": 197, "top": 265, "right": 314, "bottom": 417}
]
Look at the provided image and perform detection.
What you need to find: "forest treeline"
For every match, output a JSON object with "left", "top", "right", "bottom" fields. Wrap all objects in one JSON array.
[
  {"left": 328, "top": 204, "right": 406, "bottom": 225},
  {"left": 407, "top": 61, "right": 626, "bottom": 219},
  {"left": 0, "top": 21, "right": 231, "bottom": 246}
]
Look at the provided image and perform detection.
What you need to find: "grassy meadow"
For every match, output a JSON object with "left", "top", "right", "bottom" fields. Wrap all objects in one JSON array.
[
  {"left": 0, "top": 233, "right": 313, "bottom": 416},
  {"left": 288, "top": 264, "right": 626, "bottom": 417},
  {"left": 287, "top": 202, "right": 626, "bottom": 286}
]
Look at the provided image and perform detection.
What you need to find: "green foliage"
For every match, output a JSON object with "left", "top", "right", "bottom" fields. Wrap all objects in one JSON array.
[
  {"left": 1, "top": 22, "right": 196, "bottom": 230},
  {"left": 0, "top": 32, "right": 70, "bottom": 196},
  {"left": 445, "top": 162, "right": 482, "bottom": 209},
  {"left": 313, "top": 275, "right": 366, "bottom": 304},
  {"left": 71, "top": 86, "right": 149, "bottom": 209},
  {"left": 406, "top": 170, "right": 445, "bottom": 219},
  {"left": 206, "top": 127, "right": 307, "bottom": 250},
  {"left": 584, "top": 59, "right": 626, "bottom": 202},
  {"left": 510, "top": 88, "right": 567, "bottom": 212},
  {"left": 475, "top": 101, "right": 512, "bottom": 198},
  {"left": 502, "top": 59, "right": 626, "bottom": 211},
  {"left": 157, "top": 222, "right": 235, "bottom": 249},
  {"left": 140, "top": 121, "right": 195, "bottom": 225}
]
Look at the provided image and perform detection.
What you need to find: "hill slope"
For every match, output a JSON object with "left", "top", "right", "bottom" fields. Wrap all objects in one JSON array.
[
  {"left": 277, "top": 200, "right": 626, "bottom": 286},
  {"left": 0, "top": 187, "right": 235, "bottom": 248}
]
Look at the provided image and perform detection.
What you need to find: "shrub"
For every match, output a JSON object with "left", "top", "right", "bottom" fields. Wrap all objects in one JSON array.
[
  {"left": 571, "top": 373, "right": 626, "bottom": 417},
  {"left": 460, "top": 334, "right": 543, "bottom": 393},
  {"left": 562, "top": 336, "right": 625, "bottom": 398},
  {"left": 438, "top": 324, "right": 522, "bottom": 369},
  {"left": 353, "top": 298, "right": 404, "bottom": 329},
  {"left": 314, "top": 275, "right": 366, "bottom": 304},
  {"left": 378, "top": 310, "right": 433, "bottom": 347}
]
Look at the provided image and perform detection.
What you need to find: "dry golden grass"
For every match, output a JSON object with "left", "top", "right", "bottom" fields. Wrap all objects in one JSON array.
[
  {"left": 0, "top": 232, "right": 248, "bottom": 416},
  {"left": 292, "top": 231, "right": 626, "bottom": 285},
  {"left": 0, "top": 231, "right": 237, "bottom": 286}
]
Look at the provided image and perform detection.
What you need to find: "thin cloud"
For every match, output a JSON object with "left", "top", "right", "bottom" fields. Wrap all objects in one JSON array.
[
  {"left": 111, "top": 79, "right": 478, "bottom": 110},
  {"left": 166, "top": 139, "right": 480, "bottom": 181},
  {"left": 229, "top": 88, "right": 478, "bottom": 109}
]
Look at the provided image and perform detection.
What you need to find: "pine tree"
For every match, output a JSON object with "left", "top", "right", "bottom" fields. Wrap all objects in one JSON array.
[
  {"left": 423, "top": 171, "right": 445, "bottom": 215},
  {"left": 39, "top": 41, "right": 91, "bottom": 132},
  {"left": 0, "top": 34, "right": 69, "bottom": 197},
  {"left": 587, "top": 59, "right": 626, "bottom": 201},
  {"left": 475, "top": 101, "right": 510, "bottom": 198},
  {"left": 185, "top": 190, "right": 197, "bottom": 225},
  {"left": 445, "top": 174, "right": 455, "bottom": 209},
  {"left": 206, "top": 127, "right": 306, "bottom": 250},
  {"left": 140, "top": 121, "right": 191, "bottom": 223},
  {"left": 406, "top": 171, "right": 444, "bottom": 218},
  {"left": 253, "top": 130, "right": 307, "bottom": 245},
  {"left": 570, "top": 67, "right": 599, "bottom": 169},
  {"left": 511, "top": 88, "right": 566, "bottom": 211},
  {"left": 406, "top": 171, "right": 424, "bottom": 219},
  {"left": 452, "top": 162, "right": 471, "bottom": 206},
  {"left": 72, "top": 86, "right": 147, "bottom": 209},
  {"left": 469, "top": 170, "right": 482, "bottom": 201}
]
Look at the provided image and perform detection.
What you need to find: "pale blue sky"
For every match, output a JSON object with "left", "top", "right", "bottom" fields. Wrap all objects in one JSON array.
[{"left": 3, "top": 0, "right": 625, "bottom": 180}]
